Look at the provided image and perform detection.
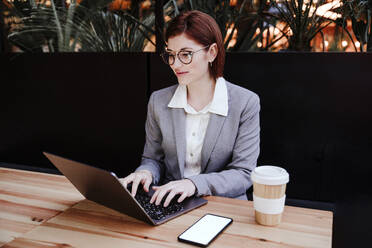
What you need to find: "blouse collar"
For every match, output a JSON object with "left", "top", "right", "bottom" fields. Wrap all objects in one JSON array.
[{"left": 168, "top": 77, "right": 228, "bottom": 116}]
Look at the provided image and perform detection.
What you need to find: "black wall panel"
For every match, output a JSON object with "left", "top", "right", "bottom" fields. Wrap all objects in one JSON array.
[
  {"left": 148, "top": 52, "right": 177, "bottom": 92},
  {"left": 1, "top": 53, "right": 148, "bottom": 177}
]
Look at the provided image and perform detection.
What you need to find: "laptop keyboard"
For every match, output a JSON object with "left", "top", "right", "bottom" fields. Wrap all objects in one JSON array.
[
  {"left": 128, "top": 184, "right": 184, "bottom": 221},
  {"left": 135, "top": 193, "right": 184, "bottom": 220}
]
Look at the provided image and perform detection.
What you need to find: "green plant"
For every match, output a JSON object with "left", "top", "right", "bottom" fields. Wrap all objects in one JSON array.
[
  {"left": 341, "top": 0, "right": 372, "bottom": 51},
  {"left": 7, "top": 0, "right": 156, "bottom": 52},
  {"left": 230, "top": 0, "right": 274, "bottom": 51},
  {"left": 327, "top": 24, "right": 348, "bottom": 51},
  {"left": 166, "top": 0, "right": 275, "bottom": 51},
  {"left": 267, "top": 0, "right": 335, "bottom": 51},
  {"left": 3, "top": 0, "right": 43, "bottom": 52},
  {"left": 8, "top": 0, "right": 87, "bottom": 52}
]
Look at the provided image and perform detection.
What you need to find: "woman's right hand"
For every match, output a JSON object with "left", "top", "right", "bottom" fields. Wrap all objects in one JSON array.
[{"left": 120, "top": 170, "right": 152, "bottom": 197}]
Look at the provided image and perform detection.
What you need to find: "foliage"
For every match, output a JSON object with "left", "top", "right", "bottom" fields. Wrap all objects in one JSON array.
[
  {"left": 341, "top": 0, "right": 372, "bottom": 51},
  {"left": 6, "top": 0, "right": 156, "bottom": 52},
  {"left": 166, "top": 0, "right": 276, "bottom": 51},
  {"left": 4, "top": 0, "right": 372, "bottom": 52},
  {"left": 266, "top": 0, "right": 335, "bottom": 51}
]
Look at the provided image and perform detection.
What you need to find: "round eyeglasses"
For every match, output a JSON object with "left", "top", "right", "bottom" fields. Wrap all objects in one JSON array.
[{"left": 160, "top": 45, "right": 210, "bottom": 65}]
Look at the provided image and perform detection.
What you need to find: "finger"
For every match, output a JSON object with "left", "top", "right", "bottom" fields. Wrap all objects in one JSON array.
[
  {"left": 150, "top": 183, "right": 169, "bottom": 203},
  {"left": 143, "top": 178, "right": 151, "bottom": 192},
  {"left": 163, "top": 190, "right": 177, "bottom": 207},
  {"left": 155, "top": 188, "right": 170, "bottom": 206},
  {"left": 131, "top": 177, "right": 141, "bottom": 197},
  {"left": 119, "top": 179, "right": 127, "bottom": 188},
  {"left": 121, "top": 174, "right": 134, "bottom": 188},
  {"left": 150, "top": 187, "right": 160, "bottom": 204},
  {"left": 178, "top": 191, "right": 188, "bottom": 203}
]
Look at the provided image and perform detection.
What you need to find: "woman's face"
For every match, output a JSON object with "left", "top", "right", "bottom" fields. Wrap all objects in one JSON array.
[{"left": 166, "top": 33, "right": 216, "bottom": 86}]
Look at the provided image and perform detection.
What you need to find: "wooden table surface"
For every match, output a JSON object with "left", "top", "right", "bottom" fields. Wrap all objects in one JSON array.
[{"left": 0, "top": 167, "right": 333, "bottom": 248}]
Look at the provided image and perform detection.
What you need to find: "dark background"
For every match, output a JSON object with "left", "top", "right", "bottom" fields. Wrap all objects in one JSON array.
[{"left": 1, "top": 52, "right": 372, "bottom": 247}]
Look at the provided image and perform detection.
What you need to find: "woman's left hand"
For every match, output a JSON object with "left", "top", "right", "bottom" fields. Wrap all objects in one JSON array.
[{"left": 150, "top": 179, "right": 196, "bottom": 207}]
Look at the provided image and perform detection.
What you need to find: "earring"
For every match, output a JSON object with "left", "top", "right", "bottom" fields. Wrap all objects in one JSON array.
[{"left": 209, "top": 61, "right": 212, "bottom": 67}]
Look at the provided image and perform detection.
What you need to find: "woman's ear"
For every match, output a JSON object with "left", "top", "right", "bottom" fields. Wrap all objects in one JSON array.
[{"left": 208, "top": 43, "right": 218, "bottom": 63}]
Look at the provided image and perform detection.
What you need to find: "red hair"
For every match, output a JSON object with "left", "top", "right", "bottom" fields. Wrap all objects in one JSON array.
[{"left": 165, "top": 10, "right": 225, "bottom": 79}]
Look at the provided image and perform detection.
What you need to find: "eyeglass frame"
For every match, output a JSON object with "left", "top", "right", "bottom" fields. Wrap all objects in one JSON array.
[{"left": 160, "top": 45, "right": 210, "bottom": 65}]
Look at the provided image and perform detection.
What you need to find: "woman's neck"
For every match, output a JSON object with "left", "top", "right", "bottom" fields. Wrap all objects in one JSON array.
[{"left": 186, "top": 75, "right": 216, "bottom": 112}]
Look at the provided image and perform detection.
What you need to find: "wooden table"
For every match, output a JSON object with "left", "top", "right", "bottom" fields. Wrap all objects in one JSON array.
[{"left": 0, "top": 167, "right": 333, "bottom": 247}]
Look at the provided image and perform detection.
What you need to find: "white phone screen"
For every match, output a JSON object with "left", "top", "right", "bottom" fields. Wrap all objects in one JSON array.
[{"left": 178, "top": 214, "right": 232, "bottom": 247}]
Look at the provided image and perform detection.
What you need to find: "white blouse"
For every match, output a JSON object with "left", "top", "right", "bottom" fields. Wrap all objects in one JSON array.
[{"left": 168, "top": 77, "right": 229, "bottom": 178}]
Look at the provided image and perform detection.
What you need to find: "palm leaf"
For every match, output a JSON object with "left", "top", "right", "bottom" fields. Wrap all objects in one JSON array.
[{"left": 7, "top": 0, "right": 156, "bottom": 52}]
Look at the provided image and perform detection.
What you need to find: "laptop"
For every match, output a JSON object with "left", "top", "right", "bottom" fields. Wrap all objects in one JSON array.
[{"left": 43, "top": 152, "right": 207, "bottom": 225}]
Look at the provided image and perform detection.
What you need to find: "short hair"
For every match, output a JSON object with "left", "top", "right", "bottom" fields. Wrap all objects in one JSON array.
[{"left": 165, "top": 10, "right": 225, "bottom": 79}]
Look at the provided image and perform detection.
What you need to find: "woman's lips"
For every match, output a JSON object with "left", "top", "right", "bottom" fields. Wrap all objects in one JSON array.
[{"left": 176, "top": 71, "right": 188, "bottom": 76}]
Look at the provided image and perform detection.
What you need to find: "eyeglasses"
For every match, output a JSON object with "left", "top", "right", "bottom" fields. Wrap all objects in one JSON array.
[{"left": 160, "top": 45, "right": 210, "bottom": 65}]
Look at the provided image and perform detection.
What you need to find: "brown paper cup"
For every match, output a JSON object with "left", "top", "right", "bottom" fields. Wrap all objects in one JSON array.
[{"left": 251, "top": 166, "right": 289, "bottom": 226}]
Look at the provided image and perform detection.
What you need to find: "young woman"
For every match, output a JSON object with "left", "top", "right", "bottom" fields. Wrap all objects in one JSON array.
[{"left": 121, "top": 10, "right": 260, "bottom": 207}]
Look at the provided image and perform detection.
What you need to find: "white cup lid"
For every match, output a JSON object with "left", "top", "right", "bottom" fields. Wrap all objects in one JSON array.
[{"left": 251, "top": 166, "right": 289, "bottom": 185}]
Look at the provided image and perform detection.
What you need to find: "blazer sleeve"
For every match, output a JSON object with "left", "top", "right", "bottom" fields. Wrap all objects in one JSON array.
[
  {"left": 135, "top": 92, "right": 164, "bottom": 185},
  {"left": 188, "top": 94, "right": 260, "bottom": 198}
]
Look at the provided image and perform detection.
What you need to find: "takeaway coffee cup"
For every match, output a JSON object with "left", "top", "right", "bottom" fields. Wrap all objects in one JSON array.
[{"left": 251, "top": 166, "right": 289, "bottom": 226}]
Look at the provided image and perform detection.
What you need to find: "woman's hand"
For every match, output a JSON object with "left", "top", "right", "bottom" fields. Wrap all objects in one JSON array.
[
  {"left": 120, "top": 170, "right": 152, "bottom": 197},
  {"left": 150, "top": 179, "right": 196, "bottom": 207}
]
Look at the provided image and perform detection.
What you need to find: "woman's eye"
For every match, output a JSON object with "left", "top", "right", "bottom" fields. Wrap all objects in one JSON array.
[{"left": 180, "top": 52, "right": 192, "bottom": 59}]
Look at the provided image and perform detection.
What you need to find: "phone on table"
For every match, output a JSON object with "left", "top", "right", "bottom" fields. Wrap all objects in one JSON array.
[{"left": 178, "top": 214, "right": 233, "bottom": 247}]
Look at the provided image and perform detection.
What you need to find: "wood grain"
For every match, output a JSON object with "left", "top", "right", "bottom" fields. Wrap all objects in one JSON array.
[
  {"left": 0, "top": 168, "right": 333, "bottom": 248},
  {"left": 0, "top": 168, "right": 84, "bottom": 246}
]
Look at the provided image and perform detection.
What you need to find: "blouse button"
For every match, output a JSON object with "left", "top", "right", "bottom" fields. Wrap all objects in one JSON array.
[
  {"left": 192, "top": 132, "right": 196, "bottom": 136},
  {"left": 190, "top": 153, "right": 194, "bottom": 157}
]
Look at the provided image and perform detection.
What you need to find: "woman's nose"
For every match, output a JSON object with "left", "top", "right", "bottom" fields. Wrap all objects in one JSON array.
[
  {"left": 171, "top": 57, "right": 183, "bottom": 70},
  {"left": 173, "top": 56, "right": 183, "bottom": 68}
]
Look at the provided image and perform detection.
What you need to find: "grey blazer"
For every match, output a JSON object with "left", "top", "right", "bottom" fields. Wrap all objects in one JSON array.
[{"left": 136, "top": 80, "right": 260, "bottom": 200}]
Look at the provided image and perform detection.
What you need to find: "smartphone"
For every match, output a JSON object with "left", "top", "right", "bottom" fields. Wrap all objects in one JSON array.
[{"left": 178, "top": 214, "right": 233, "bottom": 247}]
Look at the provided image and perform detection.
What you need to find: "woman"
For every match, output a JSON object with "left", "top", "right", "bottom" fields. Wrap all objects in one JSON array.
[{"left": 121, "top": 10, "right": 260, "bottom": 207}]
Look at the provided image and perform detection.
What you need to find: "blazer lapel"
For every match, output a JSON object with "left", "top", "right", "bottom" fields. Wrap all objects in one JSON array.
[
  {"left": 201, "top": 114, "right": 226, "bottom": 172},
  {"left": 171, "top": 108, "right": 186, "bottom": 179}
]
